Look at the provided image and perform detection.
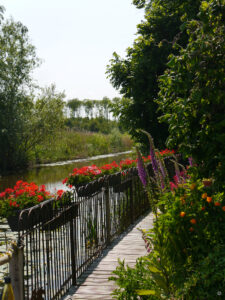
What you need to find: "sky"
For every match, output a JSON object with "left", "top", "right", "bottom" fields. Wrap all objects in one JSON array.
[{"left": 1, "top": 0, "right": 144, "bottom": 101}]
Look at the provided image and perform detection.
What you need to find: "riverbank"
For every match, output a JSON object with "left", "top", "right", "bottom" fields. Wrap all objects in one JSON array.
[{"left": 31, "top": 129, "right": 133, "bottom": 165}]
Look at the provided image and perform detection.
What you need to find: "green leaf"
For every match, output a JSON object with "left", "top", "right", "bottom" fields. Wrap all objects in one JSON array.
[
  {"left": 149, "top": 265, "right": 161, "bottom": 273},
  {"left": 136, "top": 289, "right": 156, "bottom": 295}
]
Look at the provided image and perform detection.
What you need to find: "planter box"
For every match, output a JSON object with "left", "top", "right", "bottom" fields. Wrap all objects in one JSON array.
[
  {"left": 7, "top": 199, "right": 54, "bottom": 232},
  {"left": 76, "top": 179, "right": 104, "bottom": 197}
]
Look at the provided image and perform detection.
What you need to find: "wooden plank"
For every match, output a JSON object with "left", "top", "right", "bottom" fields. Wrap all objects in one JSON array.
[{"left": 62, "top": 212, "right": 153, "bottom": 300}]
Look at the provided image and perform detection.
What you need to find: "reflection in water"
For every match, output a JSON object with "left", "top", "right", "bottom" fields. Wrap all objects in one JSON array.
[{"left": 0, "top": 151, "right": 133, "bottom": 193}]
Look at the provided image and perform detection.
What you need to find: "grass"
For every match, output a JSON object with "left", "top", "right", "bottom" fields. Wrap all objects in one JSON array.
[{"left": 31, "top": 129, "right": 133, "bottom": 164}]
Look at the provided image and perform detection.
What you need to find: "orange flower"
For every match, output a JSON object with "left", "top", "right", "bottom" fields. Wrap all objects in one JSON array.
[
  {"left": 201, "top": 206, "right": 205, "bottom": 211},
  {"left": 190, "top": 183, "right": 196, "bottom": 190},
  {"left": 189, "top": 227, "right": 194, "bottom": 232},
  {"left": 202, "top": 193, "right": 207, "bottom": 199},
  {"left": 214, "top": 202, "right": 221, "bottom": 206},
  {"left": 206, "top": 197, "right": 212, "bottom": 203},
  {"left": 190, "top": 218, "right": 197, "bottom": 224},
  {"left": 180, "top": 211, "right": 186, "bottom": 217},
  {"left": 222, "top": 206, "right": 225, "bottom": 211}
]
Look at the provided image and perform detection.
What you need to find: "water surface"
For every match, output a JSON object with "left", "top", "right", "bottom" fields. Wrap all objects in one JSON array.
[{"left": 0, "top": 151, "right": 132, "bottom": 193}]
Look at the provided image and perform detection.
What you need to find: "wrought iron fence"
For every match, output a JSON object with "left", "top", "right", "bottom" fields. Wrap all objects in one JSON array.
[{"left": 16, "top": 157, "right": 176, "bottom": 300}]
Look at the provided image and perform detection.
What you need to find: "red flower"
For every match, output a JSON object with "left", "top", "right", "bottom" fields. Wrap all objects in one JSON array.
[
  {"left": 37, "top": 195, "right": 44, "bottom": 202},
  {"left": 5, "top": 188, "right": 14, "bottom": 194},
  {"left": 0, "top": 192, "right": 6, "bottom": 198},
  {"left": 29, "top": 191, "right": 36, "bottom": 197},
  {"left": 57, "top": 190, "right": 64, "bottom": 197},
  {"left": 39, "top": 185, "right": 46, "bottom": 192},
  {"left": 62, "top": 177, "right": 68, "bottom": 184}
]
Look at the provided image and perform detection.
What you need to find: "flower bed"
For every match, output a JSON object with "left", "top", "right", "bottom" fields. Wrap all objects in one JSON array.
[{"left": 0, "top": 181, "right": 53, "bottom": 219}]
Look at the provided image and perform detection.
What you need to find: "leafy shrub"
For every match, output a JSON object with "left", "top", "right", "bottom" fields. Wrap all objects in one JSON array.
[{"left": 157, "top": 0, "right": 225, "bottom": 183}]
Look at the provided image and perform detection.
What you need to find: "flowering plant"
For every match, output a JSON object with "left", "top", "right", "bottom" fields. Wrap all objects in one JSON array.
[
  {"left": 0, "top": 180, "right": 52, "bottom": 218},
  {"left": 63, "top": 149, "right": 175, "bottom": 188},
  {"left": 100, "top": 161, "right": 120, "bottom": 175},
  {"left": 64, "top": 165, "right": 102, "bottom": 187}
]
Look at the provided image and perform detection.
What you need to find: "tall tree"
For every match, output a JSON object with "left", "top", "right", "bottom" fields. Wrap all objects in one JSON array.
[
  {"left": 67, "top": 98, "right": 81, "bottom": 118},
  {"left": 107, "top": 0, "right": 201, "bottom": 148},
  {"left": 157, "top": 0, "right": 225, "bottom": 181},
  {"left": 83, "top": 99, "right": 94, "bottom": 118},
  {"left": 0, "top": 16, "right": 39, "bottom": 172}
]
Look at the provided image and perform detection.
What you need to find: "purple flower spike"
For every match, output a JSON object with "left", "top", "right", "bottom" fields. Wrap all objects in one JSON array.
[
  {"left": 188, "top": 157, "right": 193, "bottom": 167},
  {"left": 150, "top": 147, "right": 158, "bottom": 175},
  {"left": 159, "top": 160, "right": 166, "bottom": 178},
  {"left": 137, "top": 149, "right": 147, "bottom": 187}
]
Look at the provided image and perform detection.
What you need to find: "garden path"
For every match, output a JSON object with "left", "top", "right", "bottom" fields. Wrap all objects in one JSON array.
[{"left": 62, "top": 211, "right": 154, "bottom": 300}]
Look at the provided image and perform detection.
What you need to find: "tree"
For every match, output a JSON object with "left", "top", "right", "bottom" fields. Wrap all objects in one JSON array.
[
  {"left": 22, "top": 84, "right": 66, "bottom": 159},
  {"left": 0, "top": 16, "right": 39, "bottom": 172},
  {"left": 67, "top": 98, "right": 81, "bottom": 118},
  {"left": 83, "top": 99, "right": 94, "bottom": 118},
  {"left": 107, "top": 0, "right": 201, "bottom": 148},
  {"left": 157, "top": 0, "right": 225, "bottom": 181},
  {"left": 101, "top": 97, "right": 111, "bottom": 120}
]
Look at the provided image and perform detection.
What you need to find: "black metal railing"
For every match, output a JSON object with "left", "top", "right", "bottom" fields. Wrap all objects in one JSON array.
[{"left": 17, "top": 157, "right": 176, "bottom": 299}]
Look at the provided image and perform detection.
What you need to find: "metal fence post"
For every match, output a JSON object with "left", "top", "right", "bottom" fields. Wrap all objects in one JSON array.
[
  {"left": 105, "top": 185, "right": 111, "bottom": 245},
  {"left": 130, "top": 177, "right": 134, "bottom": 224},
  {"left": 70, "top": 219, "right": 76, "bottom": 286},
  {"left": 9, "top": 243, "right": 24, "bottom": 300}
]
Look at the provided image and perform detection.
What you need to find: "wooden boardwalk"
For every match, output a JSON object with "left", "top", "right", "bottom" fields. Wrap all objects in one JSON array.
[{"left": 63, "top": 211, "right": 154, "bottom": 300}]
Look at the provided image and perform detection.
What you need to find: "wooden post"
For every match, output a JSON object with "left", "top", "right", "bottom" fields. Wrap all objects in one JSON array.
[
  {"left": 105, "top": 185, "right": 111, "bottom": 245},
  {"left": 9, "top": 243, "right": 24, "bottom": 300}
]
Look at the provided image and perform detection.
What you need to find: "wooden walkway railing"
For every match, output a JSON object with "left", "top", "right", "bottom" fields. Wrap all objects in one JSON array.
[{"left": 63, "top": 211, "right": 154, "bottom": 300}]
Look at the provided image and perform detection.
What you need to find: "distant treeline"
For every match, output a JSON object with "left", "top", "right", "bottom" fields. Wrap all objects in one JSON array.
[
  {"left": 66, "top": 97, "right": 119, "bottom": 120},
  {"left": 65, "top": 97, "right": 124, "bottom": 134}
]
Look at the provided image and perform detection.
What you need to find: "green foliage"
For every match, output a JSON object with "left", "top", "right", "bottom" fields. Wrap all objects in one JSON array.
[
  {"left": 0, "top": 13, "right": 65, "bottom": 173},
  {"left": 67, "top": 97, "right": 113, "bottom": 120},
  {"left": 0, "top": 16, "right": 39, "bottom": 172},
  {"left": 157, "top": 0, "right": 225, "bottom": 182},
  {"left": 109, "top": 258, "right": 158, "bottom": 299},
  {"left": 110, "top": 168, "right": 225, "bottom": 299},
  {"left": 107, "top": 0, "right": 201, "bottom": 148},
  {"left": 32, "top": 130, "right": 133, "bottom": 164},
  {"left": 66, "top": 117, "right": 120, "bottom": 135}
]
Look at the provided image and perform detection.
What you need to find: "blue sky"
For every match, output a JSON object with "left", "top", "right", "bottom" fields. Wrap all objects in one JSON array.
[{"left": 1, "top": 0, "right": 144, "bottom": 100}]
